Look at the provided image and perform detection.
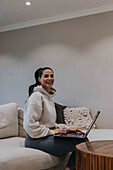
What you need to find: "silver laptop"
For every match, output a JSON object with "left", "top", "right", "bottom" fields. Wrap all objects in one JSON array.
[{"left": 54, "top": 111, "right": 100, "bottom": 139}]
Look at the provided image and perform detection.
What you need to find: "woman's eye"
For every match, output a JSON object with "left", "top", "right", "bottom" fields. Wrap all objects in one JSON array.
[
  {"left": 44, "top": 74, "right": 49, "bottom": 78},
  {"left": 44, "top": 74, "right": 54, "bottom": 78},
  {"left": 51, "top": 75, "right": 54, "bottom": 78}
]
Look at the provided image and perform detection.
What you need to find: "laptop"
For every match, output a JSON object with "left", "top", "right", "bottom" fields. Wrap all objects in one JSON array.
[{"left": 54, "top": 111, "right": 100, "bottom": 139}]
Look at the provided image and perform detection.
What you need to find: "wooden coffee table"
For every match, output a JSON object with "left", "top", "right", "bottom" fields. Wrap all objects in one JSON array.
[{"left": 76, "top": 140, "right": 113, "bottom": 170}]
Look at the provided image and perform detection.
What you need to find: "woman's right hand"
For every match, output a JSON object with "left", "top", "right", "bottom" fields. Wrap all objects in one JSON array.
[{"left": 54, "top": 128, "right": 67, "bottom": 134}]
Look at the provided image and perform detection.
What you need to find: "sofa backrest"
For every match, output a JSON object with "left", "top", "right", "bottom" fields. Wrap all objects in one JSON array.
[{"left": 0, "top": 102, "right": 111, "bottom": 140}]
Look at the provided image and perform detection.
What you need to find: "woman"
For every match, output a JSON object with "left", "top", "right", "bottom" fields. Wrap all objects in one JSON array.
[{"left": 24, "top": 67, "right": 88, "bottom": 170}]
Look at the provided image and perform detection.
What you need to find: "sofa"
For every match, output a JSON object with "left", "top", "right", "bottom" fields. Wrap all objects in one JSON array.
[{"left": 0, "top": 102, "right": 113, "bottom": 170}]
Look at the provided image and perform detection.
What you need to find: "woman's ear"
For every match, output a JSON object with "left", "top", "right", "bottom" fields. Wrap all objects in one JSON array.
[{"left": 38, "top": 77, "right": 41, "bottom": 83}]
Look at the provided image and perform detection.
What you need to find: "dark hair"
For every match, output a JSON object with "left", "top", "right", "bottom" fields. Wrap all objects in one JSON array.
[{"left": 28, "top": 67, "right": 53, "bottom": 96}]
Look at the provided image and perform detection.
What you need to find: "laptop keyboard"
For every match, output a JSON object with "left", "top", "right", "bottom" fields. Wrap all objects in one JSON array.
[{"left": 58, "top": 131, "right": 83, "bottom": 137}]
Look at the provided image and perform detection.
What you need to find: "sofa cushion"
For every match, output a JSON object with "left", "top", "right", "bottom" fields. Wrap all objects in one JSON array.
[
  {"left": 0, "top": 103, "right": 18, "bottom": 138},
  {"left": 64, "top": 107, "right": 96, "bottom": 129},
  {"left": 0, "top": 137, "right": 70, "bottom": 170},
  {"left": 55, "top": 103, "right": 67, "bottom": 124}
]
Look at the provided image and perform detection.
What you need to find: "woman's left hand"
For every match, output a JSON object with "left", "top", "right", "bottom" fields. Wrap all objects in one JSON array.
[{"left": 69, "top": 127, "right": 84, "bottom": 134}]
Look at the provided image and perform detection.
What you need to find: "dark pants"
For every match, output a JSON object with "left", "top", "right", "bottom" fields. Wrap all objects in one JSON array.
[{"left": 25, "top": 134, "right": 88, "bottom": 170}]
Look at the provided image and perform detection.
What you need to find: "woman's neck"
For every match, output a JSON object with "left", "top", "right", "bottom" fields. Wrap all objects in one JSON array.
[{"left": 42, "top": 86, "right": 50, "bottom": 94}]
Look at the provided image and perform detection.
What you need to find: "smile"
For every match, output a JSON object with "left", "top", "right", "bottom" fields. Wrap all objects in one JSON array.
[{"left": 46, "top": 81, "right": 52, "bottom": 84}]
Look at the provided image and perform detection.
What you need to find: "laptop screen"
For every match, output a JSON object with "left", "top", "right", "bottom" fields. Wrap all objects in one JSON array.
[{"left": 85, "top": 111, "right": 100, "bottom": 137}]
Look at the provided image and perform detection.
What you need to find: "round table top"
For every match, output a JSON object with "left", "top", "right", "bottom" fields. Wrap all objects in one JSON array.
[{"left": 76, "top": 140, "right": 113, "bottom": 157}]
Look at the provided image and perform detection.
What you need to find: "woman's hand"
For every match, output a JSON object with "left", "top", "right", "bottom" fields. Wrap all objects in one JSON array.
[
  {"left": 54, "top": 128, "right": 67, "bottom": 134},
  {"left": 69, "top": 127, "right": 84, "bottom": 134}
]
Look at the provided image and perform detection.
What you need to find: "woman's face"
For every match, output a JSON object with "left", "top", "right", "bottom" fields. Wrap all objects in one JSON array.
[{"left": 38, "top": 69, "right": 54, "bottom": 92}]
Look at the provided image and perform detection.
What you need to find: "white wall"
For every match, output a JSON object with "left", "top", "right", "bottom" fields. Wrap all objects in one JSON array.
[{"left": 1, "top": 11, "right": 113, "bottom": 128}]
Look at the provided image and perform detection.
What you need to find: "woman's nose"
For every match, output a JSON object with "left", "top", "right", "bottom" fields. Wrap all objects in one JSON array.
[{"left": 48, "top": 76, "right": 52, "bottom": 79}]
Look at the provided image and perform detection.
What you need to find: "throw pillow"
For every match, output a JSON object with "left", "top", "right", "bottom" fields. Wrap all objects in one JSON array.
[
  {"left": 0, "top": 103, "right": 18, "bottom": 138},
  {"left": 64, "top": 107, "right": 96, "bottom": 129},
  {"left": 55, "top": 103, "right": 67, "bottom": 124},
  {"left": 18, "top": 108, "right": 27, "bottom": 137}
]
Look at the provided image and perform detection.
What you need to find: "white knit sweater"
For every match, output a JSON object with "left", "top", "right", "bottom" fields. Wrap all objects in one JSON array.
[{"left": 23, "top": 86, "right": 69, "bottom": 138}]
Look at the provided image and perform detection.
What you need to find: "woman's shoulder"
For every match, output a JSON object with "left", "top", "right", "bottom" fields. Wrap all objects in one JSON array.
[
  {"left": 32, "top": 90, "right": 43, "bottom": 97},
  {"left": 29, "top": 91, "right": 43, "bottom": 101}
]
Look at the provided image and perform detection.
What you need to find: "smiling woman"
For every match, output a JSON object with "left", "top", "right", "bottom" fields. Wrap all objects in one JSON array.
[{"left": 23, "top": 66, "right": 89, "bottom": 170}]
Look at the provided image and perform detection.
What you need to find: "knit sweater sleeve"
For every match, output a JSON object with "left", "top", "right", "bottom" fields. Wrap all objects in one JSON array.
[{"left": 24, "top": 93, "right": 55, "bottom": 138}]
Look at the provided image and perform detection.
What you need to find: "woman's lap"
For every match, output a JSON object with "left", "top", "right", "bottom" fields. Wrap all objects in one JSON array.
[{"left": 25, "top": 134, "right": 88, "bottom": 156}]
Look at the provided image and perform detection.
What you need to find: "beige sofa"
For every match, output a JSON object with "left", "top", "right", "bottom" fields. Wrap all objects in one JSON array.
[{"left": 0, "top": 103, "right": 113, "bottom": 170}]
